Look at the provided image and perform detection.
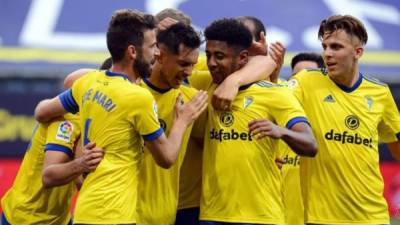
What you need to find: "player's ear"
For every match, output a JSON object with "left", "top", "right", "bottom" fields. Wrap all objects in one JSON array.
[
  {"left": 126, "top": 45, "right": 137, "bottom": 61},
  {"left": 354, "top": 45, "right": 364, "bottom": 60},
  {"left": 156, "top": 44, "right": 167, "bottom": 64},
  {"left": 238, "top": 49, "right": 249, "bottom": 67}
]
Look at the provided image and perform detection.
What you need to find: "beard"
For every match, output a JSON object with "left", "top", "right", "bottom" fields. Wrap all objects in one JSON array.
[{"left": 134, "top": 49, "right": 153, "bottom": 78}]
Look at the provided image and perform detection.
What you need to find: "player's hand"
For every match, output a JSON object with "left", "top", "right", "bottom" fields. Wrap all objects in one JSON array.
[
  {"left": 248, "top": 119, "right": 283, "bottom": 139},
  {"left": 248, "top": 31, "right": 268, "bottom": 56},
  {"left": 268, "top": 41, "right": 286, "bottom": 83},
  {"left": 157, "top": 17, "right": 179, "bottom": 33},
  {"left": 174, "top": 91, "right": 208, "bottom": 125},
  {"left": 77, "top": 142, "right": 104, "bottom": 173},
  {"left": 275, "top": 157, "right": 286, "bottom": 170},
  {"left": 212, "top": 75, "right": 240, "bottom": 111}
]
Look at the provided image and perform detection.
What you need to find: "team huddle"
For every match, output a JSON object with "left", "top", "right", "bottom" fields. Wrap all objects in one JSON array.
[{"left": 1, "top": 7, "right": 400, "bottom": 225}]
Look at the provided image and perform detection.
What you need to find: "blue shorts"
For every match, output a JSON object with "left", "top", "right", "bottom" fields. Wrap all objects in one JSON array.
[{"left": 175, "top": 207, "right": 200, "bottom": 225}]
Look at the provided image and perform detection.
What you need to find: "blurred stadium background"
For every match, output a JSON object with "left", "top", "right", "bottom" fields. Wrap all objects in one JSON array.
[{"left": 0, "top": 0, "right": 399, "bottom": 223}]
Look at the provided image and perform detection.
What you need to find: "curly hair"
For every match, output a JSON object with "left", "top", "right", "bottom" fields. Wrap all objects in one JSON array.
[{"left": 204, "top": 18, "right": 252, "bottom": 52}]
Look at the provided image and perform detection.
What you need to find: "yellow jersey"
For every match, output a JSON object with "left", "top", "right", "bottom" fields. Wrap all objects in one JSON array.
[
  {"left": 200, "top": 80, "right": 309, "bottom": 224},
  {"left": 278, "top": 142, "right": 304, "bottom": 225},
  {"left": 177, "top": 69, "right": 213, "bottom": 211},
  {"left": 1, "top": 114, "right": 80, "bottom": 225},
  {"left": 59, "top": 70, "right": 162, "bottom": 224},
  {"left": 277, "top": 79, "right": 304, "bottom": 225},
  {"left": 136, "top": 78, "right": 197, "bottom": 225},
  {"left": 290, "top": 69, "right": 400, "bottom": 224}
]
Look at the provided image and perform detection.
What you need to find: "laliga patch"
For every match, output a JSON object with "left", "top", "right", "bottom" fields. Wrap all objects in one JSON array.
[
  {"left": 56, "top": 121, "right": 73, "bottom": 142},
  {"left": 287, "top": 79, "right": 298, "bottom": 89}
]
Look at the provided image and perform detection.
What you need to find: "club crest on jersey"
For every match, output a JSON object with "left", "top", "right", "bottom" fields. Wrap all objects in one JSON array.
[
  {"left": 324, "top": 94, "right": 335, "bottom": 103},
  {"left": 56, "top": 121, "right": 73, "bottom": 142},
  {"left": 243, "top": 96, "right": 254, "bottom": 109},
  {"left": 220, "top": 112, "right": 234, "bottom": 127},
  {"left": 287, "top": 79, "right": 298, "bottom": 88},
  {"left": 365, "top": 96, "right": 373, "bottom": 111},
  {"left": 153, "top": 101, "right": 159, "bottom": 119},
  {"left": 345, "top": 115, "right": 360, "bottom": 130}
]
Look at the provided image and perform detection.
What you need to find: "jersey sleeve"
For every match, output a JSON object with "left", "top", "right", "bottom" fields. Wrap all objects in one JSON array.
[
  {"left": 44, "top": 115, "right": 81, "bottom": 158},
  {"left": 133, "top": 90, "right": 163, "bottom": 141},
  {"left": 270, "top": 87, "right": 309, "bottom": 129},
  {"left": 58, "top": 79, "right": 82, "bottom": 114},
  {"left": 378, "top": 87, "right": 400, "bottom": 143}
]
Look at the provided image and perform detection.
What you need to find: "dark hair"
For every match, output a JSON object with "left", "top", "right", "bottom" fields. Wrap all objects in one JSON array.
[
  {"left": 318, "top": 15, "right": 368, "bottom": 45},
  {"left": 204, "top": 18, "right": 252, "bottom": 52},
  {"left": 157, "top": 23, "right": 201, "bottom": 54},
  {"left": 106, "top": 9, "right": 156, "bottom": 62},
  {"left": 291, "top": 52, "right": 325, "bottom": 70},
  {"left": 99, "top": 57, "right": 112, "bottom": 70},
  {"left": 237, "top": 16, "right": 266, "bottom": 42},
  {"left": 155, "top": 8, "right": 191, "bottom": 26}
]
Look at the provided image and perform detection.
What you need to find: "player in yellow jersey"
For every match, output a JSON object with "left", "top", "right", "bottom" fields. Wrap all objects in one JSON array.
[
  {"left": 176, "top": 15, "right": 287, "bottom": 225},
  {"left": 34, "top": 9, "right": 208, "bottom": 225},
  {"left": 1, "top": 72, "right": 104, "bottom": 225},
  {"left": 199, "top": 18, "right": 317, "bottom": 225},
  {"left": 290, "top": 52, "right": 324, "bottom": 76},
  {"left": 136, "top": 23, "right": 202, "bottom": 225},
  {"left": 288, "top": 15, "right": 400, "bottom": 225},
  {"left": 275, "top": 52, "right": 324, "bottom": 225}
]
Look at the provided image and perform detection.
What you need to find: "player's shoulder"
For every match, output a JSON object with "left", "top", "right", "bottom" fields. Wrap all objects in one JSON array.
[
  {"left": 294, "top": 68, "right": 327, "bottom": 79},
  {"left": 254, "top": 80, "right": 285, "bottom": 88},
  {"left": 362, "top": 74, "right": 387, "bottom": 87},
  {"left": 179, "top": 84, "right": 198, "bottom": 96},
  {"left": 123, "top": 82, "right": 154, "bottom": 102}
]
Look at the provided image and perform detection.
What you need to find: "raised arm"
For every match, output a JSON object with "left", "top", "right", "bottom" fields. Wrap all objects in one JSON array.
[
  {"left": 145, "top": 91, "right": 208, "bottom": 168},
  {"left": 212, "top": 55, "right": 277, "bottom": 110},
  {"left": 35, "top": 96, "right": 68, "bottom": 123}
]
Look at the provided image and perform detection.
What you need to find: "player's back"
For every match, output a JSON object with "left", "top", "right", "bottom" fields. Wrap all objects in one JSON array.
[
  {"left": 1, "top": 114, "right": 79, "bottom": 225},
  {"left": 68, "top": 70, "right": 162, "bottom": 224}
]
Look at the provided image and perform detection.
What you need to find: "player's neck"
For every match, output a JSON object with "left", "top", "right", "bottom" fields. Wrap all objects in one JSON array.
[
  {"left": 330, "top": 66, "right": 359, "bottom": 88},
  {"left": 148, "top": 63, "right": 170, "bottom": 90},
  {"left": 110, "top": 62, "right": 139, "bottom": 83}
]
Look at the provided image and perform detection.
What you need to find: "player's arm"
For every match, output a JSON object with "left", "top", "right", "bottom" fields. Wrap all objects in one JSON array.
[
  {"left": 212, "top": 54, "right": 277, "bottom": 110},
  {"left": 248, "top": 119, "right": 317, "bottom": 157},
  {"left": 42, "top": 142, "right": 104, "bottom": 188},
  {"left": 35, "top": 89, "right": 79, "bottom": 123},
  {"left": 36, "top": 69, "right": 86, "bottom": 123},
  {"left": 379, "top": 87, "right": 400, "bottom": 161},
  {"left": 387, "top": 142, "right": 400, "bottom": 161},
  {"left": 63, "top": 68, "right": 93, "bottom": 89},
  {"left": 145, "top": 91, "right": 208, "bottom": 168}
]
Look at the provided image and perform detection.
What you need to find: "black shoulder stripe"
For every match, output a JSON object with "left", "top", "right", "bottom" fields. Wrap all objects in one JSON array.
[
  {"left": 363, "top": 75, "right": 387, "bottom": 87},
  {"left": 306, "top": 67, "right": 328, "bottom": 75},
  {"left": 256, "top": 80, "right": 274, "bottom": 88}
]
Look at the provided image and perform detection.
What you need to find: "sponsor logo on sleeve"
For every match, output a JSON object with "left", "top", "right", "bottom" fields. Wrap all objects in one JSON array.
[{"left": 56, "top": 121, "right": 73, "bottom": 142}]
